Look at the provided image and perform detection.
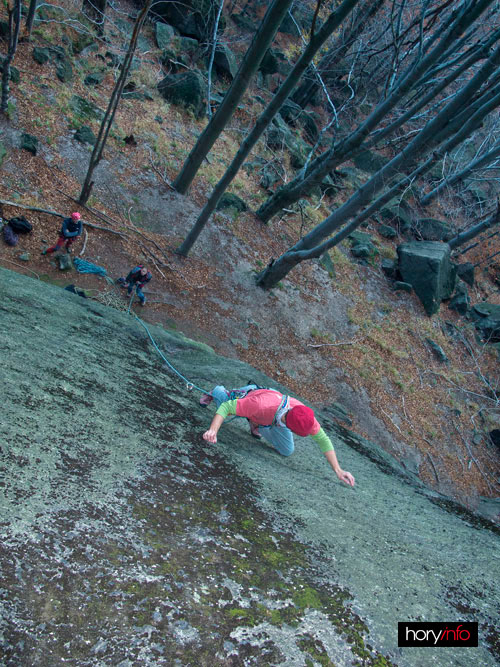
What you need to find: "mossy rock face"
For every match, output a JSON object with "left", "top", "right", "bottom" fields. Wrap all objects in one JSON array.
[
  {"left": 69, "top": 95, "right": 105, "bottom": 122},
  {"left": 348, "top": 230, "right": 374, "bottom": 247},
  {"left": 157, "top": 70, "right": 205, "bottom": 116},
  {"left": 216, "top": 193, "right": 248, "bottom": 213},
  {"left": 155, "top": 21, "right": 176, "bottom": 49},
  {"left": 74, "top": 125, "right": 96, "bottom": 146},
  {"left": 56, "top": 60, "right": 73, "bottom": 83}
]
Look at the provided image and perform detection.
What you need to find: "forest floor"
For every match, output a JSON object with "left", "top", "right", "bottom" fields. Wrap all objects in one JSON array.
[{"left": 1, "top": 12, "right": 499, "bottom": 516}]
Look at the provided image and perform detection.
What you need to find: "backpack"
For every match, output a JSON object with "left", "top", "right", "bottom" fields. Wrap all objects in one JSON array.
[
  {"left": 3, "top": 223, "right": 19, "bottom": 246},
  {"left": 9, "top": 216, "right": 32, "bottom": 234}
]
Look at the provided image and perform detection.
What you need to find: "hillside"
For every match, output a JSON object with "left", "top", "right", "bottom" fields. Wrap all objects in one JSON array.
[{"left": 0, "top": 0, "right": 499, "bottom": 520}]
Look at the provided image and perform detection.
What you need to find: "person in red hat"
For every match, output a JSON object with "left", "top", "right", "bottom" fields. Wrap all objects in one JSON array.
[
  {"left": 202, "top": 384, "right": 355, "bottom": 486},
  {"left": 42, "top": 212, "right": 83, "bottom": 255}
]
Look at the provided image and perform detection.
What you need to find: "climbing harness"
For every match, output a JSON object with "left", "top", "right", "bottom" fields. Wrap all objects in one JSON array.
[{"left": 273, "top": 394, "right": 291, "bottom": 428}]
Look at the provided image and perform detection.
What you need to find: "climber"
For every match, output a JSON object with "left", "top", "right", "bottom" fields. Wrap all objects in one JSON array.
[
  {"left": 42, "top": 212, "right": 82, "bottom": 254},
  {"left": 201, "top": 384, "right": 355, "bottom": 486},
  {"left": 117, "top": 265, "right": 152, "bottom": 306}
]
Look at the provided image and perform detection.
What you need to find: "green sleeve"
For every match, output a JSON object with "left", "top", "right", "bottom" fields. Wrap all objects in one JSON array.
[
  {"left": 216, "top": 399, "right": 238, "bottom": 419},
  {"left": 311, "top": 427, "right": 334, "bottom": 453}
]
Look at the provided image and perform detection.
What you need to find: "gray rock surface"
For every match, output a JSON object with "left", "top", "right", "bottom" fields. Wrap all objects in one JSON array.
[{"left": 1, "top": 266, "right": 499, "bottom": 666}]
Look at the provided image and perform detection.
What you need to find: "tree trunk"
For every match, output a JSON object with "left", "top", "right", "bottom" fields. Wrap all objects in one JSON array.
[
  {"left": 78, "top": 0, "right": 152, "bottom": 205},
  {"left": 420, "top": 139, "right": 500, "bottom": 206},
  {"left": 176, "top": 0, "right": 363, "bottom": 257},
  {"left": 256, "top": 41, "right": 500, "bottom": 288},
  {"left": 206, "top": 0, "right": 225, "bottom": 118},
  {"left": 1, "top": 0, "right": 21, "bottom": 114},
  {"left": 25, "top": 0, "right": 38, "bottom": 39},
  {"left": 449, "top": 201, "right": 500, "bottom": 249},
  {"left": 256, "top": 0, "right": 497, "bottom": 224},
  {"left": 172, "top": 0, "right": 295, "bottom": 195}
]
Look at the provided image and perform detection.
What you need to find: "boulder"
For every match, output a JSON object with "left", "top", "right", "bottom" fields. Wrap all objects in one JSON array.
[
  {"left": 378, "top": 201, "right": 413, "bottom": 233},
  {"left": 279, "top": 99, "right": 319, "bottom": 142},
  {"left": 74, "top": 125, "right": 96, "bottom": 146},
  {"left": 154, "top": 0, "right": 225, "bottom": 41},
  {"left": 353, "top": 149, "right": 389, "bottom": 174},
  {"left": 425, "top": 338, "right": 449, "bottom": 363},
  {"left": 381, "top": 258, "right": 398, "bottom": 279},
  {"left": 259, "top": 49, "right": 280, "bottom": 76},
  {"left": 412, "top": 217, "right": 453, "bottom": 242},
  {"left": 397, "top": 241, "right": 456, "bottom": 316},
  {"left": 155, "top": 21, "right": 176, "bottom": 49},
  {"left": 20, "top": 133, "right": 38, "bottom": 155},
  {"left": 470, "top": 302, "right": 500, "bottom": 343},
  {"left": 266, "top": 115, "right": 309, "bottom": 169},
  {"left": 216, "top": 193, "right": 247, "bottom": 213},
  {"left": 157, "top": 70, "right": 205, "bottom": 116},
  {"left": 212, "top": 43, "right": 237, "bottom": 80},
  {"left": 448, "top": 283, "right": 469, "bottom": 316},
  {"left": 57, "top": 253, "right": 73, "bottom": 271},
  {"left": 69, "top": 95, "right": 105, "bottom": 122},
  {"left": 456, "top": 262, "right": 475, "bottom": 286},
  {"left": 32, "top": 47, "right": 50, "bottom": 64},
  {"left": 84, "top": 72, "right": 105, "bottom": 86},
  {"left": 378, "top": 224, "right": 397, "bottom": 239},
  {"left": 56, "top": 60, "right": 73, "bottom": 83}
]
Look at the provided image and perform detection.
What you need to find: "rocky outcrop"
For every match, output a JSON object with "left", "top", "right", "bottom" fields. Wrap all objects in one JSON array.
[
  {"left": 397, "top": 241, "right": 456, "bottom": 315},
  {"left": 1, "top": 266, "right": 499, "bottom": 666}
]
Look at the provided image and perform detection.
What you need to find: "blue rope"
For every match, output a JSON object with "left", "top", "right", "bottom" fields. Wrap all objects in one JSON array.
[
  {"left": 133, "top": 314, "right": 209, "bottom": 395},
  {"left": 73, "top": 258, "right": 108, "bottom": 277}
]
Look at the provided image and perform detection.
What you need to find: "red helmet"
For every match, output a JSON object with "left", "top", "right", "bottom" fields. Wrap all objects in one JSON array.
[
  {"left": 71, "top": 212, "right": 81, "bottom": 221},
  {"left": 286, "top": 405, "right": 315, "bottom": 436}
]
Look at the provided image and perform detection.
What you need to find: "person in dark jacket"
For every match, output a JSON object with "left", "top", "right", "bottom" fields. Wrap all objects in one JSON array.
[
  {"left": 43, "top": 212, "right": 83, "bottom": 254},
  {"left": 118, "top": 265, "right": 152, "bottom": 306}
]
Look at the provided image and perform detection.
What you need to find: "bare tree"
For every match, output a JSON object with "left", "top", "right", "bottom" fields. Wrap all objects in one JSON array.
[
  {"left": 1, "top": 0, "right": 21, "bottom": 115},
  {"left": 255, "top": 39, "right": 500, "bottom": 289},
  {"left": 79, "top": 0, "right": 153, "bottom": 205},
  {"left": 176, "top": 0, "right": 364, "bottom": 257},
  {"left": 172, "top": 0, "right": 296, "bottom": 195},
  {"left": 25, "top": 0, "right": 38, "bottom": 39},
  {"left": 256, "top": 0, "right": 499, "bottom": 224}
]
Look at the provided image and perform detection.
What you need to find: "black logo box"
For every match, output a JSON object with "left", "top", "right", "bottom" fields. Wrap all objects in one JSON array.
[{"left": 398, "top": 622, "right": 478, "bottom": 647}]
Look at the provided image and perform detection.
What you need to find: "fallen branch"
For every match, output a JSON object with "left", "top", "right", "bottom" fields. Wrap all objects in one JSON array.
[
  {"left": 79, "top": 229, "right": 88, "bottom": 256},
  {"left": 0, "top": 255, "right": 40, "bottom": 278}
]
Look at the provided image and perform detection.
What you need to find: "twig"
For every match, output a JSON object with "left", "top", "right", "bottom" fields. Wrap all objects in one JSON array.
[
  {"left": 79, "top": 229, "right": 88, "bottom": 256},
  {"left": 380, "top": 407, "right": 402, "bottom": 433},
  {"left": 138, "top": 242, "right": 167, "bottom": 279},
  {"left": 0, "top": 199, "right": 63, "bottom": 217},
  {"left": 0, "top": 256, "right": 40, "bottom": 278},
  {"left": 426, "top": 451, "right": 440, "bottom": 484},
  {"left": 307, "top": 338, "right": 363, "bottom": 348},
  {"left": 148, "top": 149, "right": 176, "bottom": 190}
]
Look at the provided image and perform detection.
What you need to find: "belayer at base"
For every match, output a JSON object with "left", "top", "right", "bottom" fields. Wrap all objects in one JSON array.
[{"left": 202, "top": 384, "right": 355, "bottom": 487}]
